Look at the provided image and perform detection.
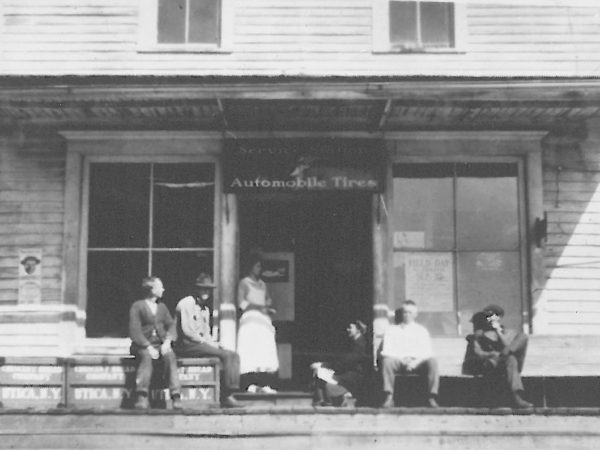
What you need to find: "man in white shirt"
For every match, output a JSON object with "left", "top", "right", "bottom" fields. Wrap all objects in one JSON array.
[
  {"left": 378, "top": 300, "right": 440, "bottom": 408},
  {"left": 173, "top": 273, "right": 240, "bottom": 408}
]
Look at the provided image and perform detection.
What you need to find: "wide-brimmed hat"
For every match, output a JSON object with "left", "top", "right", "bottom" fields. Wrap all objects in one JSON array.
[
  {"left": 195, "top": 273, "right": 216, "bottom": 288},
  {"left": 20, "top": 256, "right": 40, "bottom": 265}
]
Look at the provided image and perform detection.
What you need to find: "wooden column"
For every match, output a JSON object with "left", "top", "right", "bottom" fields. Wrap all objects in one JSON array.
[{"left": 219, "top": 193, "right": 238, "bottom": 351}]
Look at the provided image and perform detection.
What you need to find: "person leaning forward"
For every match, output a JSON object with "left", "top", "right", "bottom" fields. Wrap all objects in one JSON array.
[
  {"left": 462, "top": 304, "right": 533, "bottom": 409},
  {"left": 129, "top": 276, "right": 181, "bottom": 410},
  {"left": 173, "top": 273, "right": 241, "bottom": 408},
  {"left": 378, "top": 301, "right": 440, "bottom": 408}
]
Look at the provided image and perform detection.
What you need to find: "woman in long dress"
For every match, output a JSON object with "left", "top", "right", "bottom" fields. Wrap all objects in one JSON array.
[{"left": 237, "top": 256, "right": 279, "bottom": 393}]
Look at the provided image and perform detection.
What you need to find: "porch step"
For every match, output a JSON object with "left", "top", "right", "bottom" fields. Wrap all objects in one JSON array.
[{"left": 232, "top": 391, "right": 313, "bottom": 408}]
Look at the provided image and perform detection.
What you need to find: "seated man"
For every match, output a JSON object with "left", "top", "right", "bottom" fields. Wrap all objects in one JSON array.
[
  {"left": 378, "top": 301, "right": 439, "bottom": 408},
  {"left": 173, "top": 273, "right": 240, "bottom": 408},
  {"left": 129, "top": 276, "right": 181, "bottom": 410},
  {"left": 462, "top": 304, "right": 533, "bottom": 409}
]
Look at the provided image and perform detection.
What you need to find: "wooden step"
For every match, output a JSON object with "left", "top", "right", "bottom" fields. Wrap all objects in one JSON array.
[{"left": 232, "top": 391, "right": 313, "bottom": 408}]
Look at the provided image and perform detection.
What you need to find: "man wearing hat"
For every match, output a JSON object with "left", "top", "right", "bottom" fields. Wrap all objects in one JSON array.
[
  {"left": 173, "top": 273, "right": 240, "bottom": 407},
  {"left": 462, "top": 304, "right": 532, "bottom": 409}
]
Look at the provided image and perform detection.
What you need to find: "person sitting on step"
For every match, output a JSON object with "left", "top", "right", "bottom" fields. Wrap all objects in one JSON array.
[
  {"left": 462, "top": 304, "right": 533, "bottom": 409},
  {"left": 377, "top": 301, "right": 440, "bottom": 408},
  {"left": 310, "top": 320, "right": 369, "bottom": 407}
]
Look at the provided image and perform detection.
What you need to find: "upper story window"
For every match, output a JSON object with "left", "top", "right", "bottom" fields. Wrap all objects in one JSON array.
[
  {"left": 373, "top": 0, "right": 466, "bottom": 53},
  {"left": 138, "top": 0, "right": 233, "bottom": 52}
]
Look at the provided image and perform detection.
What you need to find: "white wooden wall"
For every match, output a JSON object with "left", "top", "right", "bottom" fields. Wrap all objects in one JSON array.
[
  {"left": 1, "top": 0, "right": 600, "bottom": 76},
  {"left": 536, "top": 120, "right": 600, "bottom": 334},
  {"left": 0, "top": 137, "right": 65, "bottom": 305}
]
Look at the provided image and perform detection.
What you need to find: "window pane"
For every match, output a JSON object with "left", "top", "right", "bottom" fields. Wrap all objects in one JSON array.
[
  {"left": 456, "top": 163, "right": 519, "bottom": 250},
  {"left": 393, "top": 252, "right": 456, "bottom": 336},
  {"left": 390, "top": 1, "right": 418, "bottom": 47},
  {"left": 457, "top": 251, "right": 522, "bottom": 335},
  {"left": 393, "top": 164, "right": 454, "bottom": 250},
  {"left": 153, "top": 163, "right": 215, "bottom": 248},
  {"left": 86, "top": 252, "right": 148, "bottom": 337},
  {"left": 420, "top": 2, "right": 454, "bottom": 47},
  {"left": 188, "top": 0, "right": 220, "bottom": 44},
  {"left": 158, "top": 0, "right": 186, "bottom": 43},
  {"left": 88, "top": 164, "right": 150, "bottom": 248},
  {"left": 152, "top": 251, "right": 214, "bottom": 311}
]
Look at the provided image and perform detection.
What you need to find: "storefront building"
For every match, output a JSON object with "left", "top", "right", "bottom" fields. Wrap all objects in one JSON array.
[{"left": 1, "top": 0, "right": 600, "bottom": 381}]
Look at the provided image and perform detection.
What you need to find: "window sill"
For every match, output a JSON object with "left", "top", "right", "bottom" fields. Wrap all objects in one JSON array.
[
  {"left": 137, "top": 44, "right": 232, "bottom": 54},
  {"left": 373, "top": 47, "right": 466, "bottom": 55}
]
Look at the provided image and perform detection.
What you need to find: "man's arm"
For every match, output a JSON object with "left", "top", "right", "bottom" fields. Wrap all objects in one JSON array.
[
  {"left": 472, "top": 339, "right": 500, "bottom": 360},
  {"left": 129, "top": 302, "right": 151, "bottom": 348}
]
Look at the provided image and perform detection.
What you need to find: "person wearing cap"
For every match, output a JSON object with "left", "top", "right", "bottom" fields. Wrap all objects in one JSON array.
[
  {"left": 173, "top": 273, "right": 241, "bottom": 408},
  {"left": 129, "top": 276, "right": 181, "bottom": 410},
  {"left": 310, "top": 320, "right": 369, "bottom": 407},
  {"left": 20, "top": 255, "right": 41, "bottom": 275},
  {"left": 462, "top": 304, "right": 532, "bottom": 409},
  {"left": 377, "top": 300, "right": 440, "bottom": 408}
]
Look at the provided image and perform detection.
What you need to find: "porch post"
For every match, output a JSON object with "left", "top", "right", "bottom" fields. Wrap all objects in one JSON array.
[{"left": 219, "top": 193, "right": 239, "bottom": 351}]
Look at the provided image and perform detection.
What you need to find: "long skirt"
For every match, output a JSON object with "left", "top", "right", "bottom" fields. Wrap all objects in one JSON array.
[{"left": 237, "top": 310, "right": 279, "bottom": 374}]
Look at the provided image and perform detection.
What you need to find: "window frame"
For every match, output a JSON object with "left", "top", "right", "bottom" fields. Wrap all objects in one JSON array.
[
  {"left": 382, "top": 131, "right": 546, "bottom": 335},
  {"left": 61, "top": 132, "right": 223, "bottom": 340},
  {"left": 138, "top": 0, "right": 233, "bottom": 53},
  {"left": 372, "top": 0, "right": 467, "bottom": 54}
]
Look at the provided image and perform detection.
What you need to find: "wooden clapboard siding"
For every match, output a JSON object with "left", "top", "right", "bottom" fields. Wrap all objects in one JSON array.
[
  {"left": 1, "top": 1, "right": 600, "bottom": 76},
  {"left": 0, "top": 138, "right": 66, "bottom": 305},
  {"left": 539, "top": 135, "right": 600, "bottom": 333}
]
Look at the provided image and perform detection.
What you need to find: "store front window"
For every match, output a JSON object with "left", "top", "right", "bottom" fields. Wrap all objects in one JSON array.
[
  {"left": 392, "top": 162, "right": 524, "bottom": 336},
  {"left": 86, "top": 162, "right": 215, "bottom": 337}
]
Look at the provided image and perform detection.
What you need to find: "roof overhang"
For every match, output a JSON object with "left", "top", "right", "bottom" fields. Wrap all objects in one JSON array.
[{"left": 2, "top": 77, "right": 600, "bottom": 133}]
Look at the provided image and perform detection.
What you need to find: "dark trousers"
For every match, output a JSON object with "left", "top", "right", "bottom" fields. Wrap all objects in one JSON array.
[
  {"left": 132, "top": 347, "right": 180, "bottom": 396},
  {"left": 313, "top": 378, "right": 349, "bottom": 405},
  {"left": 488, "top": 332, "right": 528, "bottom": 393},
  {"left": 175, "top": 341, "right": 240, "bottom": 394},
  {"left": 381, "top": 357, "right": 440, "bottom": 399}
]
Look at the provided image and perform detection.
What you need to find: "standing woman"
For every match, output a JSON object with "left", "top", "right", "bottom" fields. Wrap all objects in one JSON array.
[{"left": 237, "top": 255, "right": 279, "bottom": 393}]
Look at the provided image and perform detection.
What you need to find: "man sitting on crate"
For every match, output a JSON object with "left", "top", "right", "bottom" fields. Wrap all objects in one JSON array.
[
  {"left": 129, "top": 276, "right": 181, "bottom": 410},
  {"left": 462, "top": 304, "right": 533, "bottom": 409},
  {"left": 378, "top": 301, "right": 440, "bottom": 408},
  {"left": 173, "top": 273, "right": 241, "bottom": 408}
]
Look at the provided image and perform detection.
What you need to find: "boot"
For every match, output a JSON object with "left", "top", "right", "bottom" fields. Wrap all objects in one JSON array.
[
  {"left": 381, "top": 392, "right": 394, "bottom": 408},
  {"left": 134, "top": 393, "right": 149, "bottom": 410},
  {"left": 511, "top": 391, "right": 533, "bottom": 409}
]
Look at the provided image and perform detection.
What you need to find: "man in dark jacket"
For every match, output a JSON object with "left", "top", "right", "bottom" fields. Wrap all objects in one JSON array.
[
  {"left": 462, "top": 304, "right": 532, "bottom": 409},
  {"left": 129, "top": 276, "right": 181, "bottom": 409}
]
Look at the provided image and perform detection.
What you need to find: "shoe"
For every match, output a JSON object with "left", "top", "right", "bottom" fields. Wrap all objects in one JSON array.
[
  {"left": 260, "top": 385, "right": 277, "bottom": 394},
  {"left": 339, "top": 394, "right": 354, "bottom": 408},
  {"left": 221, "top": 394, "right": 241, "bottom": 408},
  {"left": 246, "top": 384, "right": 259, "bottom": 393},
  {"left": 511, "top": 392, "right": 533, "bottom": 409},
  {"left": 427, "top": 397, "right": 439, "bottom": 408},
  {"left": 134, "top": 395, "right": 149, "bottom": 410},
  {"left": 171, "top": 395, "right": 182, "bottom": 410},
  {"left": 381, "top": 393, "right": 394, "bottom": 408}
]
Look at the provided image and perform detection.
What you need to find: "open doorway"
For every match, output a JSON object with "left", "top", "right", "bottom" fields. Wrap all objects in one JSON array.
[{"left": 239, "top": 193, "right": 373, "bottom": 386}]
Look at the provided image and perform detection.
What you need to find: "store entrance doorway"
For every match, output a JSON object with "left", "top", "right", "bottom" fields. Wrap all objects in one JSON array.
[{"left": 239, "top": 193, "right": 373, "bottom": 386}]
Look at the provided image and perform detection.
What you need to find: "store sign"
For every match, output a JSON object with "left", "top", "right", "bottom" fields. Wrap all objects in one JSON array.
[{"left": 224, "top": 138, "right": 384, "bottom": 192}]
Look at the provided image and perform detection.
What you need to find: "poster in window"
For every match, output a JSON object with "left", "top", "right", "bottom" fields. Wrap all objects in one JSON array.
[
  {"left": 18, "top": 248, "right": 42, "bottom": 304},
  {"left": 405, "top": 252, "right": 453, "bottom": 312}
]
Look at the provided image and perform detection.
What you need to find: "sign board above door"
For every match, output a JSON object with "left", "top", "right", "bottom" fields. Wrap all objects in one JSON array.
[{"left": 224, "top": 138, "right": 384, "bottom": 193}]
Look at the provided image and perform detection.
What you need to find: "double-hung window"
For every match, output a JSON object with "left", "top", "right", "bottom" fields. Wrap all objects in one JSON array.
[
  {"left": 373, "top": 0, "right": 466, "bottom": 53},
  {"left": 138, "top": 0, "right": 232, "bottom": 52}
]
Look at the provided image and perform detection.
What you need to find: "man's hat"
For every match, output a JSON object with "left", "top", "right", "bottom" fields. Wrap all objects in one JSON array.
[
  {"left": 483, "top": 304, "right": 505, "bottom": 317},
  {"left": 20, "top": 256, "right": 40, "bottom": 265},
  {"left": 195, "top": 273, "right": 216, "bottom": 288}
]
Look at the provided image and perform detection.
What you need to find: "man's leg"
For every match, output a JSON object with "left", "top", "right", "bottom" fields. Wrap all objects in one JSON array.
[
  {"left": 176, "top": 342, "right": 240, "bottom": 392},
  {"left": 508, "top": 332, "right": 528, "bottom": 373},
  {"left": 161, "top": 350, "right": 181, "bottom": 398},
  {"left": 133, "top": 348, "right": 153, "bottom": 408},
  {"left": 381, "top": 357, "right": 402, "bottom": 407},
  {"left": 414, "top": 358, "right": 440, "bottom": 407},
  {"left": 500, "top": 354, "right": 532, "bottom": 408}
]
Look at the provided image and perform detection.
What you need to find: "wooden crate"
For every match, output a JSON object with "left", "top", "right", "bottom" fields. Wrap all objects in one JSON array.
[
  {"left": 0, "top": 357, "right": 65, "bottom": 409},
  {"left": 65, "top": 356, "right": 220, "bottom": 409}
]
